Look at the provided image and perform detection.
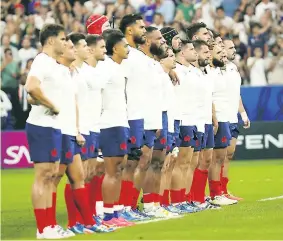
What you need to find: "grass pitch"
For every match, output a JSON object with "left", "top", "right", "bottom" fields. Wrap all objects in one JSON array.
[{"left": 1, "top": 160, "right": 283, "bottom": 240}]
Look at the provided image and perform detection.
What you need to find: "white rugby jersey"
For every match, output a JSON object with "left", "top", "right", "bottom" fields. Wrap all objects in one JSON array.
[
  {"left": 100, "top": 58, "right": 129, "bottom": 129},
  {"left": 57, "top": 64, "right": 77, "bottom": 136},
  {"left": 160, "top": 71, "right": 176, "bottom": 133},
  {"left": 26, "top": 53, "right": 64, "bottom": 128},
  {"left": 202, "top": 65, "right": 214, "bottom": 125},
  {"left": 143, "top": 56, "right": 163, "bottom": 130},
  {"left": 121, "top": 47, "right": 149, "bottom": 120},
  {"left": 74, "top": 63, "right": 91, "bottom": 135},
  {"left": 225, "top": 62, "right": 241, "bottom": 123},
  {"left": 211, "top": 67, "right": 229, "bottom": 122},
  {"left": 82, "top": 60, "right": 110, "bottom": 133},
  {"left": 175, "top": 63, "right": 204, "bottom": 128}
]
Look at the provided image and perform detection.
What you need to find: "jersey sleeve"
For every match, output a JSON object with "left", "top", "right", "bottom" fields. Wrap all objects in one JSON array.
[{"left": 27, "top": 54, "right": 47, "bottom": 82}]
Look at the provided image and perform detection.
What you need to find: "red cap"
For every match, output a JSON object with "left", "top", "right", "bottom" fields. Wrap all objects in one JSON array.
[
  {"left": 14, "top": 3, "right": 24, "bottom": 9},
  {"left": 86, "top": 15, "right": 108, "bottom": 35},
  {"left": 34, "top": 1, "right": 41, "bottom": 8}
]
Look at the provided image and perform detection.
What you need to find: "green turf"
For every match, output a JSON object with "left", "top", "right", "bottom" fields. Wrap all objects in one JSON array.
[{"left": 2, "top": 160, "right": 283, "bottom": 240}]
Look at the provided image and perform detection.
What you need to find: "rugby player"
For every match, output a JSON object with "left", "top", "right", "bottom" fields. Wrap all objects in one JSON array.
[
  {"left": 208, "top": 43, "right": 238, "bottom": 205},
  {"left": 24, "top": 23, "right": 69, "bottom": 239},
  {"left": 221, "top": 39, "right": 250, "bottom": 200},
  {"left": 99, "top": 31, "right": 134, "bottom": 227}
]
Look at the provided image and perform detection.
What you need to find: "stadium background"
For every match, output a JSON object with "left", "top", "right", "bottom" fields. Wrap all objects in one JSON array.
[{"left": 1, "top": 0, "right": 283, "bottom": 239}]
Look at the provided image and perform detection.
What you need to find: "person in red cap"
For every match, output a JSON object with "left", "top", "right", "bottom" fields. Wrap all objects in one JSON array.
[{"left": 86, "top": 15, "right": 111, "bottom": 35}]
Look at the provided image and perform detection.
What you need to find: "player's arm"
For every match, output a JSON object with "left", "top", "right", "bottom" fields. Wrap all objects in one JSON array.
[
  {"left": 75, "top": 94, "right": 85, "bottom": 146},
  {"left": 27, "top": 94, "right": 40, "bottom": 105},
  {"left": 238, "top": 96, "right": 250, "bottom": 129},
  {"left": 169, "top": 70, "right": 180, "bottom": 85},
  {"left": 25, "top": 76, "right": 59, "bottom": 114},
  {"left": 212, "top": 103, "right": 218, "bottom": 135}
]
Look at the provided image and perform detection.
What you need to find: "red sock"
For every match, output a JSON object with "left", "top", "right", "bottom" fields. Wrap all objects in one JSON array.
[
  {"left": 143, "top": 193, "right": 155, "bottom": 203},
  {"left": 95, "top": 175, "right": 104, "bottom": 202},
  {"left": 161, "top": 190, "right": 169, "bottom": 206},
  {"left": 191, "top": 168, "right": 208, "bottom": 203},
  {"left": 185, "top": 191, "right": 192, "bottom": 202},
  {"left": 65, "top": 184, "right": 79, "bottom": 227},
  {"left": 73, "top": 187, "right": 95, "bottom": 226},
  {"left": 209, "top": 180, "right": 222, "bottom": 199},
  {"left": 220, "top": 165, "right": 224, "bottom": 191},
  {"left": 51, "top": 192, "right": 57, "bottom": 226},
  {"left": 46, "top": 207, "right": 53, "bottom": 227},
  {"left": 221, "top": 177, "right": 229, "bottom": 194},
  {"left": 119, "top": 180, "right": 132, "bottom": 206},
  {"left": 131, "top": 187, "right": 140, "bottom": 209},
  {"left": 180, "top": 188, "right": 186, "bottom": 202},
  {"left": 170, "top": 189, "right": 180, "bottom": 204},
  {"left": 89, "top": 177, "right": 97, "bottom": 215},
  {"left": 152, "top": 193, "right": 159, "bottom": 203},
  {"left": 34, "top": 209, "right": 46, "bottom": 233}
]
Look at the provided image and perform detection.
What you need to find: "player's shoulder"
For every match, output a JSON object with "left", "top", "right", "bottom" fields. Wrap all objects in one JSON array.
[
  {"left": 226, "top": 62, "right": 238, "bottom": 72},
  {"left": 32, "top": 53, "right": 56, "bottom": 66}
]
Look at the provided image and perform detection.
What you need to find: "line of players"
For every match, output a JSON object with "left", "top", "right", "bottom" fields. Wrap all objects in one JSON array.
[{"left": 24, "top": 13, "right": 250, "bottom": 239}]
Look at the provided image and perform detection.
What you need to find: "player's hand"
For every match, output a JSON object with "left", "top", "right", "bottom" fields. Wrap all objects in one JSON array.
[
  {"left": 241, "top": 112, "right": 250, "bottom": 129},
  {"left": 155, "top": 129, "right": 161, "bottom": 138},
  {"left": 44, "top": 106, "right": 59, "bottom": 116},
  {"left": 169, "top": 70, "right": 180, "bottom": 85},
  {"left": 50, "top": 106, "right": 60, "bottom": 115},
  {"left": 76, "top": 133, "right": 86, "bottom": 146},
  {"left": 243, "top": 118, "right": 250, "bottom": 129},
  {"left": 213, "top": 121, "right": 219, "bottom": 135}
]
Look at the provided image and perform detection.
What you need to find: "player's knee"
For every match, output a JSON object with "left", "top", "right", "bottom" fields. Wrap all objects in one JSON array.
[
  {"left": 227, "top": 151, "right": 235, "bottom": 160},
  {"left": 150, "top": 157, "right": 160, "bottom": 171}
]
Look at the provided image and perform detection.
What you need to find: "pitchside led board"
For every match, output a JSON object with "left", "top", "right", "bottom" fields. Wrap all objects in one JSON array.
[{"left": 234, "top": 122, "right": 283, "bottom": 160}]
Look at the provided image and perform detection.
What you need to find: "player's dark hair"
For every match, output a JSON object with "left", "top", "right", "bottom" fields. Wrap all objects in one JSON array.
[
  {"left": 186, "top": 22, "right": 207, "bottom": 40},
  {"left": 39, "top": 23, "right": 65, "bottom": 46},
  {"left": 216, "top": 6, "right": 225, "bottom": 12},
  {"left": 180, "top": 39, "right": 192, "bottom": 49},
  {"left": 193, "top": 39, "right": 209, "bottom": 51},
  {"left": 119, "top": 14, "right": 143, "bottom": 34},
  {"left": 106, "top": 31, "right": 125, "bottom": 56},
  {"left": 208, "top": 28, "right": 220, "bottom": 39},
  {"left": 145, "top": 26, "right": 158, "bottom": 34},
  {"left": 102, "top": 29, "right": 122, "bottom": 40},
  {"left": 67, "top": 33, "right": 86, "bottom": 45},
  {"left": 85, "top": 34, "right": 104, "bottom": 46}
]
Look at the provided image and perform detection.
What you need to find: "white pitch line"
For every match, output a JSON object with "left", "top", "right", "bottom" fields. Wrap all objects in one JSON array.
[{"left": 258, "top": 195, "right": 283, "bottom": 201}]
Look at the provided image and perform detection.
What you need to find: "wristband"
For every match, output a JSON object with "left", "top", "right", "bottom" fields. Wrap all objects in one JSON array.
[{"left": 240, "top": 112, "right": 248, "bottom": 122}]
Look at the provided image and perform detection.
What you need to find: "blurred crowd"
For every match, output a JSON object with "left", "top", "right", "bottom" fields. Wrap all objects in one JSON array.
[{"left": 1, "top": 0, "right": 283, "bottom": 130}]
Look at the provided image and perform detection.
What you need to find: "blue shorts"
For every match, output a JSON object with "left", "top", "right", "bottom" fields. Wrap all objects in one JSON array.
[
  {"left": 229, "top": 123, "right": 240, "bottom": 139},
  {"left": 203, "top": 124, "right": 215, "bottom": 149},
  {"left": 100, "top": 127, "right": 129, "bottom": 157},
  {"left": 154, "top": 111, "right": 168, "bottom": 150},
  {"left": 26, "top": 123, "right": 62, "bottom": 163},
  {"left": 128, "top": 119, "right": 144, "bottom": 149},
  {"left": 174, "top": 120, "right": 181, "bottom": 147},
  {"left": 74, "top": 134, "right": 90, "bottom": 161},
  {"left": 61, "top": 134, "right": 75, "bottom": 165},
  {"left": 194, "top": 132, "right": 204, "bottom": 152},
  {"left": 179, "top": 125, "right": 197, "bottom": 147},
  {"left": 214, "top": 122, "right": 231, "bottom": 149},
  {"left": 166, "top": 132, "right": 175, "bottom": 153},
  {"left": 89, "top": 131, "right": 100, "bottom": 158},
  {"left": 143, "top": 130, "right": 157, "bottom": 148}
]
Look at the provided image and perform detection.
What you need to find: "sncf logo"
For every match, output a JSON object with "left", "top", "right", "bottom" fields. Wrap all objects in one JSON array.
[{"left": 4, "top": 146, "right": 31, "bottom": 165}]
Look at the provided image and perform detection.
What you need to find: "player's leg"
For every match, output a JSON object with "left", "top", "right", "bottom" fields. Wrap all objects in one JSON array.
[
  {"left": 119, "top": 120, "right": 145, "bottom": 221},
  {"left": 209, "top": 122, "right": 237, "bottom": 205},
  {"left": 26, "top": 124, "right": 64, "bottom": 239},
  {"left": 222, "top": 123, "right": 243, "bottom": 201},
  {"left": 101, "top": 127, "right": 134, "bottom": 227}
]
